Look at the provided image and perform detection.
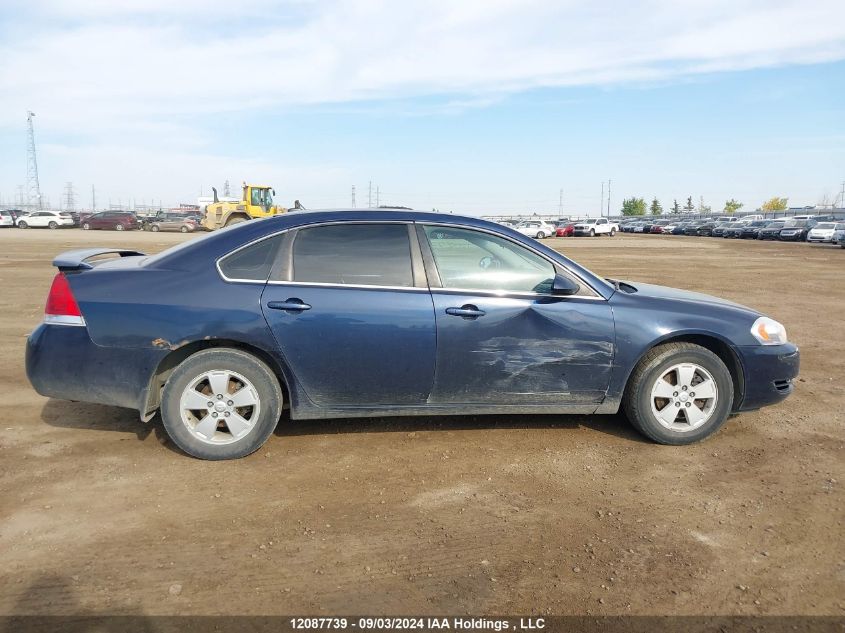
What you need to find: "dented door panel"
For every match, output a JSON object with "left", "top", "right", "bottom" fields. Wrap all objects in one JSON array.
[{"left": 428, "top": 292, "right": 615, "bottom": 404}]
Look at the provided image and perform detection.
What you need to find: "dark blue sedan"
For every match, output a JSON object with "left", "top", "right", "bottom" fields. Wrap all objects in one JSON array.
[{"left": 26, "top": 210, "right": 799, "bottom": 459}]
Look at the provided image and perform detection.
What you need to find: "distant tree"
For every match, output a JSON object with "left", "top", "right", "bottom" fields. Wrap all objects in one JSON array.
[
  {"left": 650, "top": 198, "right": 663, "bottom": 215},
  {"left": 698, "top": 196, "right": 711, "bottom": 214},
  {"left": 761, "top": 196, "right": 788, "bottom": 212},
  {"left": 621, "top": 197, "right": 647, "bottom": 216},
  {"left": 671, "top": 199, "right": 681, "bottom": 214},
  {"left": 683, "top": 196, "right": 695, "bottom": 213},
  {"left": 723, "top": 199, "right": 743, "bottom": 214}
]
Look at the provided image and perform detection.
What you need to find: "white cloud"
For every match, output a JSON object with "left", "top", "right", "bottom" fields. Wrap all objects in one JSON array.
[{"left": 0, "top": 0, "right": 843, "bottom": 207}]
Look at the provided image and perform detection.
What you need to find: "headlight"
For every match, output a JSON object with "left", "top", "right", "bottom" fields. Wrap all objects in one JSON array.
[{"left": 751, "top": 317, "right": 788, "bottom": 345}]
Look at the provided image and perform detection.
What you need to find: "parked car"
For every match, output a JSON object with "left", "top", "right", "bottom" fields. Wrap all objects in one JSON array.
[
  {"left": 695, "top": 222, "right": 719, "bottom": 237},
  {"left": 514, "top": 220, "right": 556, "bottom": 239},
  {"left": 671, "top": 222, "right": 691, "bottom": 235},
  {"left": 710, "top": 222, "right": 734, "bottom": 237},
  {"left": 146, "top": 213, "right": 199, "bottom": 233},
  {"left": 573, "top": 218, "right": 618, "bottom": 237},
  {"left": 806, "top": 222, "right": 844, "bottom": 243},
  {"left": 621, "top": 222, "right": 640, "bottom": 233},
  {"left": 0, "top": 210, "right": 16, "bottom": 228},
  {"left": 633, "top": 222, "right": 650, "bottom": 233},
  {"left": 26, "top": 209, "right": 799, "bottom": 460},
  {"left": 735, "top": 220, "right": 768, "bottom": 239},
  {"left": 683, "top": 222, "right": 707, "bottom": 236},
  {"left": 757, "top": 220, "right": 787, "bottom": 240},
  {"left": 81, "top": 211, "right": 140, "bottom": 231},
  {"left": 555, "top": 223, "right": 574, "bottom": 237},
  {"left": 16, "top": 210, "right": 76, "bottom": 229},
  {"left": 778, "top": 219, "right": 816, "bottom": 242},
  {"left": 649, "top": 220, "right": 672, "bottom": 234},
  {"left": 832, "top": 228, "right": 845, "bottom": 247}
]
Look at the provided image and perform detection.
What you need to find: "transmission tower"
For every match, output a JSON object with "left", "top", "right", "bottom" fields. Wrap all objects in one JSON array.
[
  {"left": 351, "top": 185, "right": 356, "bottom": 208},
  {"left": 224, "top": 180, "right": 231, "bottom": 197},
  {"left": 63, "top": 182, "right": 76, "bottom": 211},
  {"left": 26, "top": 111, "right": 42, "bottom": 210}
]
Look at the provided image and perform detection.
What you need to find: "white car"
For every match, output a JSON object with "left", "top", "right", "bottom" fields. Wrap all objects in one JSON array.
[
  {"left": 573, "top": 217, "right": 619, "bottom": 237},
  {"left": 514, "top": 220, "right": 556, "bottom": 239},
  {"left": 0, "top": 210, "right": 16, "bottom": 227},
  {"left": 16, "top": 210, "right": 75, "bottom": 229},
  {"left": 807, "top": 222, "right": 845, "bottom": 243}
]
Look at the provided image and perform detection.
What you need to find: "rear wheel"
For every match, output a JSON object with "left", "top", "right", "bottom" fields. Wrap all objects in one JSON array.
[
  {"left": 48, "top": 221, "right": 58, "bottom": 229},
  {"left": 623, "top": 342, "right": 733, "bottom": 445},
  {"left": 180, "top": 225, "right": 189, "bottom": 233},
  {"left": 82, "top": 222, "right": 90, "bottom": 230},
  {"left": 589, "top": 229, "right": 595, "bottom": 237},
  {"left": 18, "top": 221, "right": 28, "bottom": 229},
  {"left": 535, "top": 231, "right": 545, "bottom": 239},
  {"left": 224, "top": 216, "right": 247, "bottom": 227},
  {"left": 609, "top": 228, "right": 616, "bottom": 236},
  {"left": 150, "top": 225, "right": 160, "bottom": 232},
  {"left": 115, "top": 223, "right": 124, "bottom": 231},
  {"left": 160, "top": 349, "right": 283, "bottom": 460}
]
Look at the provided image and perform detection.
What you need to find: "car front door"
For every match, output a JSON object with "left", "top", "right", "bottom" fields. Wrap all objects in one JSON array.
[
  {"left": 260, "top": 222, "right": 436, "bottom": 406},
  {"left": 418, "top": 224, "right": 615, "bottom": 406}
]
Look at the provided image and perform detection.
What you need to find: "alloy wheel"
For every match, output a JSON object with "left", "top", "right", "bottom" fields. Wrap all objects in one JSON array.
[
  {"left": 649, "top": 363, "right": 718, "bottom": 432},
  {"left": 179, "top": 369, "right": 261, "bottom": 445}
]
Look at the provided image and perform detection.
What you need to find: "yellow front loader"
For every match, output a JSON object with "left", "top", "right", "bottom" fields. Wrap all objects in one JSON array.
[{"left": 201, "top": 183, "right": 287, "bottom": 230}]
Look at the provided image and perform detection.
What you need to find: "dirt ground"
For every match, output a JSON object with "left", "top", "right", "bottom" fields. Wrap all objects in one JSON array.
[{"left": 0, "top": 228, "right": 842, "bottom": 617}]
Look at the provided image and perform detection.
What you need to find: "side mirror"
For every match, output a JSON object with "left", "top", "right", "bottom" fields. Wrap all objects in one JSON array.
[{"left": 551, "top": 273, "right": 580, "bottom": 296}]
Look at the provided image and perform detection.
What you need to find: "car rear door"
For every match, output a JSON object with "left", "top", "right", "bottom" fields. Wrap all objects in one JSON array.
[
  {"left": 418, "top": 223, "right": 615, "bottom": 406},
  {"left": 260, "top": 222, "right": 436, "bottom": 406}
]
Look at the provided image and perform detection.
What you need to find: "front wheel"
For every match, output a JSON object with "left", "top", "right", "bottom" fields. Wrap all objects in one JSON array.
[
  {"left": 609, "top": 228, "right": 616, "bottom": 237},
  {"left": 115, "top": 223, "right": 124, "bottom": 231},
  {"left": 623, "top": 342, "right": 733, "bottom": 445},
  {"left": 150, "top": 225, "right": 160, "bottom": 232},
  {"left": 17, "top": 221, "right": 28, "bottom": 229},
  {"left": 82, "top": 222, "right": 90, "bottom": 230},
  {"left": 180, "top": 225, "right": 189, "bottom": 233},
  {"left": 160, "top": 348, "right": 283, "bottom": 460},
  {"left": 48, "top": 221, "right": 58, "bottom": 229},
  {"left": 535, "top": 231, "right": 545, "bottom": 239},
  {"left": 589, "top": 229, "right": 595, "bottom": 237}
]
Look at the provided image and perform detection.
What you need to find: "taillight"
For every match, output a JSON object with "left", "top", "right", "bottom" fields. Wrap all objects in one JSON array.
[{"left": 44, "top": 273, "right": 85, "bottom": 326}]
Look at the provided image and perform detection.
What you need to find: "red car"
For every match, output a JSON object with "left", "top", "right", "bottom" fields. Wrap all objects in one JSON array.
[
  {"left": 555, "top": 223, "right": 574, "bottom": 237},
  {"left": 81, "top": 211, "right": 140, "bottom": 231}
]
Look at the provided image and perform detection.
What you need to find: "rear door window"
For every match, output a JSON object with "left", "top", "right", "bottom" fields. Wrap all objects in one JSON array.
[
  {"left": 291, "top": 224, "right": 413, "bottom": 287},
  {"left": 219, "top": 234, "right": 284, "bottom": 281}
]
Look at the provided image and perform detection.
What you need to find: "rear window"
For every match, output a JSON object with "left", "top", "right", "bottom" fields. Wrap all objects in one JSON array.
[
  {"left": 292, "top": 224, "right": 413, "bottom": 287},
  {"left": 219, "top": 234, "right": 284, "bottom": 281}
]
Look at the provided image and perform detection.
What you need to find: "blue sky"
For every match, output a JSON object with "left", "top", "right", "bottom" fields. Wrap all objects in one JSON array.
[{"left": 1, "top": 0, "right": 844, "bottom": 215}]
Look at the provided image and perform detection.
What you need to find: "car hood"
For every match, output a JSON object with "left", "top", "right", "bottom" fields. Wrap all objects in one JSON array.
[{"left": 618, "top": 281, "right": 758, "bottom": 315}]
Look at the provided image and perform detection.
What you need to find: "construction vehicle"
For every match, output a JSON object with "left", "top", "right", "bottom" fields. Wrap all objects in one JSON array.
[{"left": 200, "top": 183, "right": 287, "bottom": 230}]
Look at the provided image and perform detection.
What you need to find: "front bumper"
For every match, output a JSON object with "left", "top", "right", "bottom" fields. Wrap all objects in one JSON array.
[
  {"left": 779, "top": 233, "right": 804, "bottom": 241},
  {"left": 26, "top": 323, "right": 166, "bottom": 412},
  {"left": 735, "top": 343, "right": 800, "bottom": 411}
]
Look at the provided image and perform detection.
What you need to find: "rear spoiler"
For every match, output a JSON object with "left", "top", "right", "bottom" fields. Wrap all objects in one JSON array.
[{"left": 53, "top": 248, "right": 146, "bottom": 271}]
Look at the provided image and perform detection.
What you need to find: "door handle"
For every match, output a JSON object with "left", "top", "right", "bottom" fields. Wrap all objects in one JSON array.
[
  {"left": 445, "top": 305, "right": 485, "bottom": 319},
  {"left": 267, "top": 299, "right": 312, "bottom": 312}
]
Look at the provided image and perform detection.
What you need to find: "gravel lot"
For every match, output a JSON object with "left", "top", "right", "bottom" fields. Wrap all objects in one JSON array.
[{"left": 0, "top": 228, "right": 842, "bottom": 616}]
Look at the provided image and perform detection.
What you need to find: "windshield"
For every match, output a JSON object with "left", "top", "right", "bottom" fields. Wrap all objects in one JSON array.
[{"left": 814, "top": 223, "right": 834, "bottom": 229}]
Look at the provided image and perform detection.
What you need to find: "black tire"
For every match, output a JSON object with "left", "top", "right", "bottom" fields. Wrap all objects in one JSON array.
[
  {"left": 180, "top": 225, "right": 189, "bottom": 233},
  {"left": 82, "top": 222, "right": 90, "bottom": 230},
  {"left": 224, "top": 216, "right": 247, "bottom": 227},
  {"left": 535, "top": 231, "right": 544, "bottom": 239},
  {"left": 609, "top": 228, "right": 616, "bottom": 237},
  {"left": 18, "top": 221, "right": 28, "bottom": 229},
  {"left": 622, "top": 342, "right": 733, "bottom": 445},
  {"left": 48, "top": 221, "right": 58, "bottom": 229},
  {"left": 590, "top": 229, "right": 595, "bottom": 237},
  {"left": 160, "top": 348, "right": 283, "bottom": 460},
  {"left": 150, "top": 225, "right": 160, "bottom": 232},
  {"left": 115, "top": 223, "right": 124, "bottom": 231}
]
